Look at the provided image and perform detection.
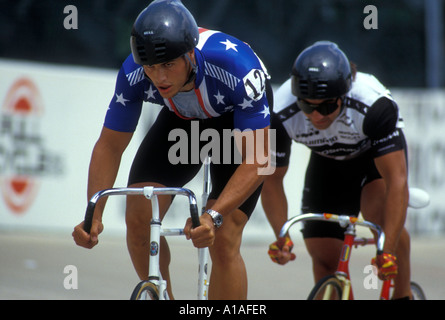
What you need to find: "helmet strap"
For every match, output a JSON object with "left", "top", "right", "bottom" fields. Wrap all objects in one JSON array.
[{"left": 182, "top": 53, "right": 197, "bottom": 87}]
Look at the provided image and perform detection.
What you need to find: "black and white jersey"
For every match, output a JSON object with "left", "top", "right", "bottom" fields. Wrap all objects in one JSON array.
[{"left": 272, "top": 72, "right": 405, "bottom": 166}]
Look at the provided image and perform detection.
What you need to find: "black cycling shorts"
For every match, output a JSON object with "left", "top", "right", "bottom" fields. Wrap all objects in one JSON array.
[
  {"left": 300, "top": 132, "right": 407, "bottom": 240},
  {"left": 128, "top": 80, "right": 273, "bottom": 218},
  {"left": 128, "top": 107, "right": 261, "bottom": 217}
]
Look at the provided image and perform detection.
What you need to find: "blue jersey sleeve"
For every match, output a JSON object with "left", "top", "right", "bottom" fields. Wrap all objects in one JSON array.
[
  {"left": 103, "top": 58, "right": 144, "bottom": 133},
  {"left": 233, "top": 95, "right": 270, "bottom": 131},
  {"left": 201, "top": 32, "right": 271, "bottom": 131},
  {"left": 231, "top": 43, "right": 271, "bottom": 131}
]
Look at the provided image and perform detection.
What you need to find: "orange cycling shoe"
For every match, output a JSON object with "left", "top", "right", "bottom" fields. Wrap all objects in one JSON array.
[{"left": 371, "top": 252, "right": 398, "bottom": 280}]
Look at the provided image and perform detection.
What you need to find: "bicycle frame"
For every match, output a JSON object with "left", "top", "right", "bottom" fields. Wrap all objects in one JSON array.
[
  {"left": 280, "top": 213, "right": 385, "bottom": 300},
  {"left": 198, "top": 155, "right": 212, "bottom": 299},
  {"left": 279, "top": 188, "right": 429, "bottom": 300}
]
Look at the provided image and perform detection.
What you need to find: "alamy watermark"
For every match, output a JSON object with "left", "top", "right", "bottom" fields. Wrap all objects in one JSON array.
[
  {"left": 363, "top": 264, "right": 379, "bottom": 290},
  {"left": 63, "top": 265, "right": 78, "bottom": 290},
  {"left": 63, "top": 5, "right": 78, "bottom": 30},
  {"left": 64, "top": 5, "right": 378, "bottom": 31},
  {"left": 62, "top": 264, "right": 380, "bottom": 291},
  {"left": 61, "top": 3, "right": 377, "bottom": 170},
  {"left": 167, "top": 122, "right": 276, "bottom": 175},
  {"left": 363, "top": 5, "right": 378, "bottom": 30}
]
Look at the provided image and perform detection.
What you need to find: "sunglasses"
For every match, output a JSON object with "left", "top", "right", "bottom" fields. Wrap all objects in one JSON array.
[{"left": 297, "top": 97, "right": 341, "bottom": 116}]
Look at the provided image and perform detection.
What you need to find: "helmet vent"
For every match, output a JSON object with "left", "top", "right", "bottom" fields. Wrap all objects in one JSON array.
[
  {"left": 299, "top": 80, "right": 329, "bottom": 98},
  {"left": 154, "top": 42, "right": 167, "bottom": 59},
  {"left": 316, "top": 81, "right": 328, "bottom": 95},
  {"left": 299, "top": 80, "right": 309, "bottom": 95},
  {"left": 136, "top": 44, "right": 148, "bottom": 62}
]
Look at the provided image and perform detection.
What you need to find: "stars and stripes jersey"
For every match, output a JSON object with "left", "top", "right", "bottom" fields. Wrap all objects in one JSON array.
[
  {"left": 273, "top": 72, "right": 406, "bottom": 165},
  {"left": 104, "top": 28, "right": 271, "bottom": 133}
]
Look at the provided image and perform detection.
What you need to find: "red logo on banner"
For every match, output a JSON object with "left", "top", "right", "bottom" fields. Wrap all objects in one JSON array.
[{"left": 1, "top": 78, "right": 43, "bottom": 214}]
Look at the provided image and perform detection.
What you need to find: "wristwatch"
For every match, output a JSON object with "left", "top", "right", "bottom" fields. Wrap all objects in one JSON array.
[{"left": 205, "top": 209, "right": 223, "bottom": 229}]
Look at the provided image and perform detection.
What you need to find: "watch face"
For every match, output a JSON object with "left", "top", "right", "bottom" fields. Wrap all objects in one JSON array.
[
  {"left": 207, "top": 210, "right": 223, "bottom": 228},
  {"left": 214, "top": 215, "right": 223, "bottom": 226}
]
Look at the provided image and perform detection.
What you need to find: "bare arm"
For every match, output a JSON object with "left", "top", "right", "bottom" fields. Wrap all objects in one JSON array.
[
  {"left": 261, "top": 164, "right": 296, "bottom": 264},
  {"left": 73, "top": 126, "right": 133, "bottom": 248},
  {"left": 373, "top": 150, "right": 409, "bottom": 253},
  {"left": 261, "top": 166, "right": 289, "bottom": 238},
  {"left": 211, "top": 126, "right": 271, "bottom": 216},
  {"left": 87, "top": 127, "right": 133, "bottom": 217},
  {"left": 185, "top": 126, "right": 272, "bottom": 247}
]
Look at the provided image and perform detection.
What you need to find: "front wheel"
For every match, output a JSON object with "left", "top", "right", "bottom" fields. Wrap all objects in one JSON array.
[
  {"left": 410, "top": 281, "right": 426, "bottom": 300},
  {"left": 130, "top": 281, "right": 160, "bottom": 300},
  {"left": 307, "top": 275, "right": 343, "bottom": 300}
]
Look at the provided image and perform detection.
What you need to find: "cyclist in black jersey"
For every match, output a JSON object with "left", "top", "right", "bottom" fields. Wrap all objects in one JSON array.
[{"left": 262, "top": 41, "right": 413, "bottom": 299}]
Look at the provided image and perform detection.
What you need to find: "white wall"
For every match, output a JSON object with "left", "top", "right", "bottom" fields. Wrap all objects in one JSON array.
[
  {"left": 0, "top": 60, "right": 443, "bottom": 239},
  {"left": 392, "top": 89, "right": 445, "bottom": 235},
  {"left": 0, "top": 60, "right": 153, "bottom": 233}
]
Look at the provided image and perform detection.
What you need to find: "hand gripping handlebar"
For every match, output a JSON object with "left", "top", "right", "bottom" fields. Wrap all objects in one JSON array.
[
  {"left": 83, "top": 187, "right": 200, "bottom": 233},
  {"left": 279, "top": 213, "right": 385, "bottom": 255}
]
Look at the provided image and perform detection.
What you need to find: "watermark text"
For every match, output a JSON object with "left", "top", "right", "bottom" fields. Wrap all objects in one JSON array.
[
  {"left": 168, "top": 122, "right": 276, "bottom": 175},
  {"left": 363, "top": 5, "right": 378, "bottom": 30},
  {"left": 63, "top": 265, "right": 78, "bottom": 290},
  {"left": 363, "top": 264, "right": 378, "bottom": 290},
  {"left": 63, "top": 5, "right": 78, "bottom": 30}
]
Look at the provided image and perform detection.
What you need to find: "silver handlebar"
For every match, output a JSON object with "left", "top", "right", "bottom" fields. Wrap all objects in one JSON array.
[
  {"left": 83, "top": 187, "right": 199, "bottom": 233},
  {"left": 279, "top": 213, "right": 385, "bottom": 254}
]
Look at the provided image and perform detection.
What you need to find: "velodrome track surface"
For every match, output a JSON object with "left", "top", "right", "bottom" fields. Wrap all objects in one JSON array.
[{"left": 1, "top": 229, "right": 444, "bottom": 300}]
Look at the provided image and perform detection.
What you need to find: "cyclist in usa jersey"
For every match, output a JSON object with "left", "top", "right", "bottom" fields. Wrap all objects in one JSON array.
[
  {"left": 72, "top": 0, "right": 273, "bottom": 300},
  {"left": 262, "top": 41, "right": 413, "bottom": 299}
]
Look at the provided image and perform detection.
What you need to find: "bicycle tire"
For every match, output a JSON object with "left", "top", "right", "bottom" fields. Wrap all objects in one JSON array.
[
  {"left": 410, "top": 281, "right": 426, "bottom": 300},
  {"left": 130, "top": 281, "right": 160, "bottom": 300},
  {"left": 307, "top": 275, "right": 343, "bottom": 300}
]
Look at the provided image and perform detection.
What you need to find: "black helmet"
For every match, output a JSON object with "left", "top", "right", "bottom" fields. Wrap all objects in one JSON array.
[
  {"left": 291, "top": 41, "right": 352, "bottom": 99},
  {"left": 130, "top": 0, "right": 199, "bottom": 65}
]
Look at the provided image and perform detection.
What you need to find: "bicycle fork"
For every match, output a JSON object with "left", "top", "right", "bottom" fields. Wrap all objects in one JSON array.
[
  {"left": 145, "top": 193, "right": 168, "bottom": 299},
  {"left": 197, "top": 155, "right": 211, "bottom": 300},
  {"left": 198, "top": 248, "right": 210, "bottom": 299}
]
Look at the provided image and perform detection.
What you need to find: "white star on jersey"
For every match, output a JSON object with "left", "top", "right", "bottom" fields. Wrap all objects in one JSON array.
[
  {"left": 239, "top": 98, "right": 253, "bottom": 109},
  {"left": 116, "top": 93, "right": 130, "bottom": 106},
  {"left": 220, "top": 39, "right": 238, "bottom": 52},
  {"left": 260, "top": 105, "right": 270, "bottom": 118},
  {"left": 145, "top": 86, "right": 157, "bottom": 100},
  {"left": 214, "top": 91, "right": 225, "bottom": 105}
]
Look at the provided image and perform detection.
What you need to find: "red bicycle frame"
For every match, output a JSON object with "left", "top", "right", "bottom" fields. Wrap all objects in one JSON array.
[
  {"left": 336, "top": 228, "right": 356, "bottom": 299},
  {"left": 280, "top": 213, "right": 386, "bottom": 300},
  {"left": 335, "top": 225, "right": 393, "bottom": 300}
]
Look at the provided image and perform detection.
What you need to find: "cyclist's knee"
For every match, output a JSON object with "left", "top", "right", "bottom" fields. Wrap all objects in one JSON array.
[
  {"left": 211, "top": 241, "right": 241, "bottom": 266},
  {"left": 125, "top": 182, "right": 172, "bottom": 231},
  {"left": 312, "top": 258, "right": 338, "bottom": 278},
  {"left": 125, "top": 203, "right": 149, "bottom": 230},
  {"left": 305, "top": 237, "right": 342, "bottom": 275},
  {"left": 210, "top": 223, "right": 245, "bottom": 264}
]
